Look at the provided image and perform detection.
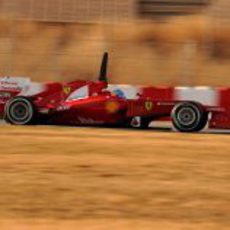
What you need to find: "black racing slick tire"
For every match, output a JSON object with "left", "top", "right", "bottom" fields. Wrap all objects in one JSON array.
[
  {"left": 4, "top": 97, "right": 36, "bottom": 125},
  {"left": 171, "top": 102, "right": 208, "bottom": 133}
]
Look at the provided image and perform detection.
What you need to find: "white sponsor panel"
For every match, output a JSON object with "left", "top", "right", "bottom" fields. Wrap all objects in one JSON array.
[
  {"left": 0, "top": 77, "right": 45, "bottom": 96},
  {"left": 107, "top": 84, "right": 140, "bottom": 99},
  {"left": 174, "top": 87, "right": 219, "bottom": 106},
  {"left": 19, "top": 82, "right": 45, "bottom": 96},
  {"left": 0, "top": 77, "right": 31, "bottom": 91}
]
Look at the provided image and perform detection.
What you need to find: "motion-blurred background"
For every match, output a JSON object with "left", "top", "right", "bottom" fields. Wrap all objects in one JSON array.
[{"left": 0, "top": 0, "right": 229, "bottom": 86}]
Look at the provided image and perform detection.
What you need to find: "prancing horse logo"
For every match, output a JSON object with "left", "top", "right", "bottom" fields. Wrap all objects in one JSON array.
[
  {"left": 63, "top": 86, "right": 71, "bottom": 95},
  {"left": 145, "top": 101, "right": 153, "bottom": 111}
]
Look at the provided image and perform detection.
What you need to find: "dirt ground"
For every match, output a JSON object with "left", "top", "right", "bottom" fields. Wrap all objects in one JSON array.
[{"left": 0, "top": 125, "right": 229, "bottom": 229}]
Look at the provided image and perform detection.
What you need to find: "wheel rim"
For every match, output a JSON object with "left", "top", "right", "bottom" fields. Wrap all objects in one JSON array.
[
  {"left": 10, "top": 102, "right": 29, "bottom": 121},
  {"left": 6, "top": 98, "right": 34, "bottom": 125},
  {"left": 177, "top": 107, "right": 197, "bottom": 127}
]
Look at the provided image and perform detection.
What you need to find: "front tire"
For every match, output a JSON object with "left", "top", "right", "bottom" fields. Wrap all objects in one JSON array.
[
  {"left": 171, "top": 102, "right": 208, "bottom": 132},
  {"left": 4, "top": 97, "right": 36, "bottom": 125}
]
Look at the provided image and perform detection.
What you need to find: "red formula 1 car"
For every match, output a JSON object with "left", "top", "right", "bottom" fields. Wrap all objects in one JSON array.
[{"left": 0, "top": 53, "right": 230, "bottom": 132}]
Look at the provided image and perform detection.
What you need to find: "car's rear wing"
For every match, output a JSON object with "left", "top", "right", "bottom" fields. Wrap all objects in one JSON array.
[
  {"left": 0, "top": 76, "right": 31, "bottom": 93},
  {"left": 0, "top": 76, "right": 45, "bottom": 106},
  {"left": 0, "top": 77, "right": 31, "bottom": 116}
]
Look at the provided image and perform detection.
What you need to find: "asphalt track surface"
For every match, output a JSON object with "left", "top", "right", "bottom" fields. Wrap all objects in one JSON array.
[{"left": 0, "top": 123, "right": 229, "bottom": 229}]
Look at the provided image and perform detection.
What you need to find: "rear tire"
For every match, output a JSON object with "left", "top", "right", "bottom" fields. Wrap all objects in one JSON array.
[
  {"left": 4, "top": 97, "right": 36, "bottom": 125},
  {"left": 171, "top": 102, "right": 208, "bottom": 132}
]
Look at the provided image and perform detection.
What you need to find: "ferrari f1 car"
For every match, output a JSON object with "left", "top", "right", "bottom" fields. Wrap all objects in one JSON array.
[{"left": 0, "top": 53, "right": 230, "bottom": 132}]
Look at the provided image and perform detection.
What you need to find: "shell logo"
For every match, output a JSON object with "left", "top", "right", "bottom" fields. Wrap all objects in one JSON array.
[{"left": 105, "top": 101, "right": 120, "bottom": 114}]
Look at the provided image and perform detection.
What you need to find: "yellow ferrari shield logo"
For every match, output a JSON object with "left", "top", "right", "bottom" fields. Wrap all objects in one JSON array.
[
  {"left": 145, "top": 101, "right": 153, "bottom": 111},
  {"left": 63, "top": 86, "right": 71, "bottom": 95}
]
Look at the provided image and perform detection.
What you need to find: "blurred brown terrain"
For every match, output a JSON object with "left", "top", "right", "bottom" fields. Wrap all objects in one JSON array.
[
  {"left": 0, "top": 125, "right": 229, "bottom": 229},
  {"left": 0, "top": 16, "right": 229, "bottom": 86}
]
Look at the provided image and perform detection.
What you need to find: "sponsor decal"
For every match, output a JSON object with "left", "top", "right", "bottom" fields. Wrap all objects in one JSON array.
[
  {"left": 63, "top": 86, "right": 71, "bottom": 95},
  {"left": 0, "top": 84, "right": 22, "bottom": 91},
  {"left": 145, "top": 101, "right": 153, "bottom": 111},
  {"left": 0, "top": 77, "right": 30, "bottom": 91},
  {"left": 105, "top": 101, "right": 120, "bottom": 114},
  {"left": 0, "top": 92, "right": 11, "bottom": 98},
  {"left": 0, "top": 92, "right": 11, "bottom": 104},
  {"left": 56, "top": 105, "right": 70, "bottom": 111},
  {"left": 78, "top": 117, "right": 104, "bottom": 125},
  {"left": 39, "top": 108, "right": 50, "bottom": 114}
]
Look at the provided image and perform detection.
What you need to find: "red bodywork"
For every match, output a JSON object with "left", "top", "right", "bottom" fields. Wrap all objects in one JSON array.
[{"left": 1, "top": 77, "right": 230, "bottom": 129}]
